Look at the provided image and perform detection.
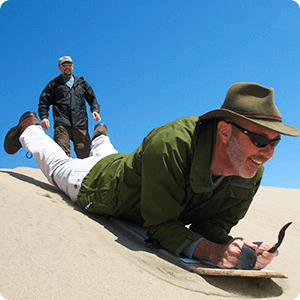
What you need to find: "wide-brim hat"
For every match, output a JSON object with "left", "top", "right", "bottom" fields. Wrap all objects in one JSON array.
[{"left": 199, "top": 82, "right": 300, "bottom": 137}]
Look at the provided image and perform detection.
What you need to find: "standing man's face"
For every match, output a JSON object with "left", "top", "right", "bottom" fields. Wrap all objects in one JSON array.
[{"left": 58, "top": 62, "right": 74, "bottom": 77}]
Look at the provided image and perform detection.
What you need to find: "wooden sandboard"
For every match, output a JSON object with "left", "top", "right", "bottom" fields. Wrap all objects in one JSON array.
[
  {"left": 110, "top": 218, "right": 288, "bottom": 279},
  {"left": 192, "top": 265, "right": 287, "bottom": 278}
]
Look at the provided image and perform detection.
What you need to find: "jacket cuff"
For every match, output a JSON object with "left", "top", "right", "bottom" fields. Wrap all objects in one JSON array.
[
  {"left": 174, "top": 231, "right": 203, "bottom": 256},
  {"left": 182, "top": 237, "right": 204, "bottom": 258}
]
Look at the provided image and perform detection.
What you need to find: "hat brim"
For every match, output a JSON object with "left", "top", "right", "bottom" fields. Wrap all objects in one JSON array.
[
  {"left": 64, "top": 60, "right": 72, "bottom": 63},
  {"left": 199, "top": 109, "right": 300, "bottom": 137}
]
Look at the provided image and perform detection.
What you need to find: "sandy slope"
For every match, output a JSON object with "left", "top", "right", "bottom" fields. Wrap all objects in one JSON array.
[{"left": 0, "top": 167, "right": 299, "bottom": 300}]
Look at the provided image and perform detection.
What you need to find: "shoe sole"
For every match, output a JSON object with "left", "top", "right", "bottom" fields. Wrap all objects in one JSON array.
[{"left": 4, "top": 111, "right": 37, "bottom": 154}]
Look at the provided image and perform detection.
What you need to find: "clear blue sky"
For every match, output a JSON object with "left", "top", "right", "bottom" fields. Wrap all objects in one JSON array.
[{"left": 0, "top": 0, "right": 299, "bottom": 188}]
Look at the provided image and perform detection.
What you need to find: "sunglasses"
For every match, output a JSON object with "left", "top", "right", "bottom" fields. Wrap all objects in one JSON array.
[
  {"left": 60, "top": 63, "right": 73, "bottom": 67},
  {"left": 228, "top": 122, "right": 281, "bottom": 149}
]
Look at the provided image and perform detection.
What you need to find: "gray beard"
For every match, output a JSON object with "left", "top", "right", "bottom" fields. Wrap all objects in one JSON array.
[{"left": 225, "top": 133, "right": 256, "bottom": 179}]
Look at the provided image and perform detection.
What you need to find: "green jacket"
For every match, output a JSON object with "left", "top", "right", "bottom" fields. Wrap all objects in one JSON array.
[{"left": 77, "top": 117, "right": 263, "bottom": 256}]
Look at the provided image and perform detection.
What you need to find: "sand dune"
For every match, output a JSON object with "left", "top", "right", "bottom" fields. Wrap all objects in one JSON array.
[{"left": 0, "top": 167, "right": 299, "bottom": 300}]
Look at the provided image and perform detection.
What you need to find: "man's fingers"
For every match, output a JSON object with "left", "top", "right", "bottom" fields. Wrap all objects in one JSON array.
[
  {"left": 217, "top": 239, "right": 279, "bottom": 270},
  {"left": 254, "top": 250, "right": 279, "bottom": 270},
  {"left": 92, "top": 112, "right": 101, "bottom": 121},
  {"left": 256, "top": 242, "right": 279, "bottom": 254},
  {"left": 217, "top": 255, "right": 239, "bottom": 269},
  {"left": 41, "top": 119, "right": 50, "bottom": 130},
  {"left": 217, "top": 239, "right": 244, "bottom": 268},
  {"left": 243, "top": 239, "right": 258, "bottom": 251}
]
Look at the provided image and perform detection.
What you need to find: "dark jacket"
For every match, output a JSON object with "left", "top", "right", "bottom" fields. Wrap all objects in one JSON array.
[
  {"left": 77, "top": 117, "right": 263, "bottom": 256},
  {"left": 38, "top": 75, "right": 100, "bottom": 129}
]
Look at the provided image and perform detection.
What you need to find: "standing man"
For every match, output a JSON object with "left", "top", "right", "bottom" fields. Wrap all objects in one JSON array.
[{"left": 38, "top": 56, "right": 101, "bottom": 158}]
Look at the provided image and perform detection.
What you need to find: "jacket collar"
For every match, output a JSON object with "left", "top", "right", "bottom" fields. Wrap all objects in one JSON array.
[
  {"left": 190, "top": 120, "right": 219, "bottom": 193},
  {"left": 57, "top": 74, "right": 83, "bottom": 86}
]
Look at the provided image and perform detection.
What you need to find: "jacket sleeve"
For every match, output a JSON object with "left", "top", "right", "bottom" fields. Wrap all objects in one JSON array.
[
  {"left": 190, "top": 197, "right": 253, "bottom": 245},
  {"left": 38, "top": 82, "right": 54, "bottom": 120},
  {"left": 190, "top": 172, "right": 263, "bottom": 245},
  {"left": 139, "top": 120, "right": 264, "bottom": 256},
  {"left": 83, "top": 81, "right": 100, "bottom": 113},
  {"left": 140, "top": 125, "right": 203, "bottom": 255}
]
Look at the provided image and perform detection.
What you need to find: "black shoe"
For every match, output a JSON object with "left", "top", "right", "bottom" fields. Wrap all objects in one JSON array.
[
  {"left": 92, "top": 123, "right": 108, "bottom": 141},
  {"left": 4, "top": 111, "right": 39, "bottom": 155}
]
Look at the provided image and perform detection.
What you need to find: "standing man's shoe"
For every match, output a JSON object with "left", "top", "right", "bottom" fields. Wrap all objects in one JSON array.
[
  {"left": 92, "top": 123, "right": 108, "bottom": 141},
  {"left": 4, "top": 111, "right": 39, "bottom": 154}
]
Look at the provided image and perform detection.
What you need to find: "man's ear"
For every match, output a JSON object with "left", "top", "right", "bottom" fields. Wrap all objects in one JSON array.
[{"left": 217, "top": 120, "right": 232, "bottom": 144}]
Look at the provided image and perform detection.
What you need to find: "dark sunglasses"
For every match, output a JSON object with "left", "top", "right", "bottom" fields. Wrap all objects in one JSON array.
[
  {"left": 227, "top": 122, "right": 281, "bottom": 149},
  {"left": 60, "top": 63, "right": 73, "bottom": 67}
]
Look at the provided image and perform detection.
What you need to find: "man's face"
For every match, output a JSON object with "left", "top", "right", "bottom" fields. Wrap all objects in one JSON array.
[
  {"left": 58, "top": 62, "right": 74, "bottom": 77},
  {"left": 224, "top": 120, "right": 280, "bottom": 178}
]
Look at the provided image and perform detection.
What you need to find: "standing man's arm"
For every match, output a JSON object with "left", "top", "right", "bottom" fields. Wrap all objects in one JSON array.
[
  {"left": 83, "top": 81, "right": 101, "bottom": 122},
  {"left": 38, "top": 82, "right": 54, "bottom": 130}
]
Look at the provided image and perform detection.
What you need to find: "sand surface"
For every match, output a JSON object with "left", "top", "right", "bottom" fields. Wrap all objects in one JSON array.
[{"left": 0, "top": 167, "right": 299, "bottom": 300}]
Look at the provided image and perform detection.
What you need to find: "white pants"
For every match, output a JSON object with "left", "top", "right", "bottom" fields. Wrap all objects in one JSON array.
[{"left": 20, "top": 125, "right": 118, "bottom": 202}]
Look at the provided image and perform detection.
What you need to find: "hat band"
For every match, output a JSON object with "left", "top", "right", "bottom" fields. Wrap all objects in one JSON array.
[{"left": 238, "top": 112, "right": 282, "bottom": 122}]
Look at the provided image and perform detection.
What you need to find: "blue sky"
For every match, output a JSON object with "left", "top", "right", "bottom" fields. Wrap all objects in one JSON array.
[{"left": 0, "top": 0, "right": 299, "bottom": 188}]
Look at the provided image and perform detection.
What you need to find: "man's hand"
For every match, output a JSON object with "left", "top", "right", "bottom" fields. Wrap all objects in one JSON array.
[
  {"left": 193, "top": 238, "right": 278, "bottom": 270},
  {"left": 253, "top": 242, "right": 279, "bottom": 270},
  {"left": 41, "top": 118, "right": 50, "bottom": 130},
  {"left": 215, "top": 239, "right": 262, "bottom": 269},
  {"left": 92, "top": 112, "right": 101, "bottom": 122},
  {"left": 193, "top": 238, "right": 248, "bottom": 268}
]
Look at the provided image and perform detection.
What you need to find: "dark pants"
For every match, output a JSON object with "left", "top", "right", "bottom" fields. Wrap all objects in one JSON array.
[{"left": 54, "top": 126, "right": 91, "bottom": 158}]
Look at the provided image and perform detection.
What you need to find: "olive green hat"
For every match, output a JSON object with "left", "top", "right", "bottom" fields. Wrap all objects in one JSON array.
[{"left": 199, "top": 82, "right": 300, "bottom": 137}]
